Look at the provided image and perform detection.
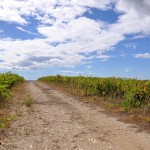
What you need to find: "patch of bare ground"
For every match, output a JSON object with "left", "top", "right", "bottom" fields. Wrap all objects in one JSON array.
[
  {"left": 45, "top": 82, "right": 150, "bottom": 132},
  {"left": 0, "top": 81, "right": 150, "bottom": 150}
]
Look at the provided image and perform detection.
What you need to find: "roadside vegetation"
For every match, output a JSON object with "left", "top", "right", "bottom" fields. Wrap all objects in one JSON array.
[
  {"left": 0, "top": 72, "right": 24, "bottom": 129},
  {"left": 24, "top": 98, "right": 34, "bottom": 107},
  {"left": 38, "top": 75, "right": 150, "bottom": 124},
  {"left": 0, "top": 72, "right": 24, "bottom": 102}
]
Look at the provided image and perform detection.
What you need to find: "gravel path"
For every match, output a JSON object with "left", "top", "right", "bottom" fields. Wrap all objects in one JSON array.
[{"left": 1, "top": 81, "right": 150, "bottom": 150}]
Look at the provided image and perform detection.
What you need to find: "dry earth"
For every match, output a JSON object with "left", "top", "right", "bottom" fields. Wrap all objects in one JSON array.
[{"left": 1, "top": 81, "right": 150, "bottom": 150}]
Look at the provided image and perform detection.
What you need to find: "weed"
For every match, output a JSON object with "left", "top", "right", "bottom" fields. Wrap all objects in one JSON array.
[
  {"left": 0, "top": 115, "right": 16, "bottom": 129},
  {"left": 24, "top": 98, "right": 33, "bottom": 107}
]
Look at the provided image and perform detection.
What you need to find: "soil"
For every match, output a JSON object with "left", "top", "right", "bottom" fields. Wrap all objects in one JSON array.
[{"left": 0, "top": 81, "right": 150, "bottom": 150}]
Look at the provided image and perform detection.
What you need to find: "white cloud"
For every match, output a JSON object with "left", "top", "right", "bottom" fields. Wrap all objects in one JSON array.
[
  {"left": 115, "top": 0, "right": 150, "bottom": 16},
  {"left": 111, "top": 0, "right": 150, "bottom": 36},
  {"left": 0, "top": 0, "right": 87, "bottom": 25},
  {"left": 125, "top": 43, "right": 137, "bottom": 49},
  {"left": 135, "top": 53, "right": 150, "bottom": 59},
  {"left": 16, "top": 27, "right": 37, "bottom": 35},
  {"left": 37, "top": 17, "right": 105, "bottom": 43},
  {"left": 0, "top": 0, "right": 150, "bottom": 70},
  {"left": 0, "top": 0, "right": 27, "bottom": 24},
  {"left": 0, "top": 0, "right": 116, "bottom": 25},
  {"left": 97, "top": 55, "right": 110, "bottom": 59},
  {"left": 71, "top": 0, "right": 115, "bottom": 10},
  {"left": 96, "top": 51, "right": 111, "bottom": 61},
  {"left": 131, "top": 35, "right": 147, "bottom": 39},
  {"left": 0, "top": 38, "right": 87, "bottom": 69}
]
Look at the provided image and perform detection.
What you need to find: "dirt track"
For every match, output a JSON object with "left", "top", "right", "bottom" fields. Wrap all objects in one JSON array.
[{"left": 1, "top": 81, "right": 150, "bottom": 150}]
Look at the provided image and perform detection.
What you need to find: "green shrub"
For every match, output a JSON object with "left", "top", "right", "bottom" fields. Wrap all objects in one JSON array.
[{"left": 0, "top": 72, "right": 24, "bottom": 102}]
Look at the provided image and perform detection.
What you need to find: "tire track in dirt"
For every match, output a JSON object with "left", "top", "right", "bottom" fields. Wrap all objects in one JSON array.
[{"left": 1, "top": 81, "right": 150, "bottom": 150}]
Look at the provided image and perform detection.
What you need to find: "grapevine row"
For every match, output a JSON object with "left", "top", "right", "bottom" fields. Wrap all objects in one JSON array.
[{"left": 38, "top": 75, "right": 150, "bottom": 109}]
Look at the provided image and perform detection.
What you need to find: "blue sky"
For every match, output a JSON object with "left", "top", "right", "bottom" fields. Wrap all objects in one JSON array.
[{"left": 0, "top": 0, "right": 150, "bottom": 80}]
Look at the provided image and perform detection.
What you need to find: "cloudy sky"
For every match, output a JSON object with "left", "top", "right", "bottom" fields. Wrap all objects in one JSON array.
[{"left": 0, "top": 0, "right": 150, "bottom": 80}]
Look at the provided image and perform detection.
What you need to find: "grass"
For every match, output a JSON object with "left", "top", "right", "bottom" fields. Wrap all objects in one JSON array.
[{"left": 24, "top": 98, "right": 34, "bottom": 107}]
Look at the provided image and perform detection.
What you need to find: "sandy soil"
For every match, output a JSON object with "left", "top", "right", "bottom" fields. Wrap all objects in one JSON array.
[{"left": 1, "top": 81, "right": 150, "bottom": 150}]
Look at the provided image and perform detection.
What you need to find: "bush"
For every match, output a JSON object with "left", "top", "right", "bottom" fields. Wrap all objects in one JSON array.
[{"left": 0, "top": 72, "right": 24, "bottom": 102}]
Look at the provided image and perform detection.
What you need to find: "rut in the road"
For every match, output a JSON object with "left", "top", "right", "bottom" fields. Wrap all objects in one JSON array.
[{"left": 1, "top": 81, "right": 150, "bottom": 150}]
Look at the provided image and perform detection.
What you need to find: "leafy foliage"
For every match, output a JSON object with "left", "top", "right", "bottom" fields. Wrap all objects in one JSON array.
[
  {"left": 0, "top": 72, "right": 24, "bottom": 101},
  {"left": 0, "top": 115, "right": 16, "bottom": 128},
  {"left": 38, "top": 75, "right": 150, "bottom": 109},
  {"left": 0, "top": 72, "right": 24, "bottom": 129}
]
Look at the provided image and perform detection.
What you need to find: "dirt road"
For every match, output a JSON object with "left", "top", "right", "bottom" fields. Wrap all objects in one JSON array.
[{"left": 1, "top": 81, "right": 150, "bottom": 150}]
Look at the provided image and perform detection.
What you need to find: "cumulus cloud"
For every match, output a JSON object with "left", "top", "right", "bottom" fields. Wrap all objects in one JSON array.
[
  {"left": 0, "top": 0, "right": 27, "bottom": 24},
  {"left": 116, "top": 0, "right": 150, "bottom": 16},
  {"left": 38, "top": 17, "right": 105, "bottom": 42},
  {"left": 0, "top": 0, "right": 150, "bottom": 70},
  {"left": 111, "top": 0, "right": 150, "bottom": 36}
]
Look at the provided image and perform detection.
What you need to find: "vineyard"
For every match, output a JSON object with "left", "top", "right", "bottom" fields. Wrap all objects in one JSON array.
[
  {"left": 0, "top": 72, "right": 24, "bottom": 101},
  {"left": 38, "top": 75, "right": 150, "bottom": 110}
]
